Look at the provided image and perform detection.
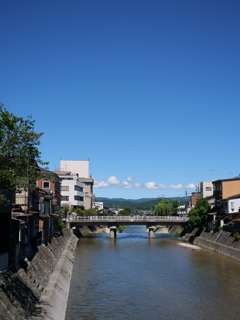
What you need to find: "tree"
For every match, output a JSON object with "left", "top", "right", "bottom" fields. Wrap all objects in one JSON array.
[
  {"left": 188, "top": 199, "right": 210, "bottom": 229},
  {"left": 75, "top": 207, "right": 85, "bottom": 216},
  {"left": 153, "top": 198, "right": 171, "bottom": 216},
  {"left": 118, "top": 206, "right": 132, "bottom": 216},
  {"left": 171, "top": 200, "right": 180, "bottom": 216},
  {"left": 84, "top": 208, "right": 98, "bottom": 216},
  {"left": 0, "top": 104, "right": 47, "bottom": 195}
]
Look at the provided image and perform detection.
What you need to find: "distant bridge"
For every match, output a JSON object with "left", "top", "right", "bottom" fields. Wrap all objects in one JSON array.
[{"left": 66, "top": 215, "right": 189, "bottom": 238}]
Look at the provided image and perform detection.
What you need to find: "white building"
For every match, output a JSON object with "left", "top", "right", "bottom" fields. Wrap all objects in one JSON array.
[
  {"left": 199, "top": 181, "right": 213, "bottom": 199},
  {"left": 59, "top": 160, "right": 94, "bottom": 209},
  {"left": 219, "top": 195, "right": 240, "bottom": 215},
  {"left": 60, "top": 160, "right": 90, "bottom": 178},
  {"left": 93, "top": 202, "right": 104, "bottom": 211},
  {"left": 54, "top": 171, "right": 85, "bottom": 209}
]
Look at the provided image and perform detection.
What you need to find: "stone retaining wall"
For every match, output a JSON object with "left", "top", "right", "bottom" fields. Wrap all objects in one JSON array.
[
  {"left": 184, "top": 228, "right": 240, "bottom": 262},
  {"left": 0, "top": 229, "right": 78, "bottom": 320}
]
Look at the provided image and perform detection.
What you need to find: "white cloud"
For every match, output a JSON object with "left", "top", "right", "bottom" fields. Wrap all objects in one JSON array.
[
  {"left": 106, "top": 176, "right": 120, "bottom": 185},
  {"left": 170, "top": 184, "right": 184, "bottom": 190},
  {"left": 185, "top": 183, "right": 196, "bottom": 189},
  {"left": 144, "top": 182, "right": 168, "bottom": 190},
  {"left": 119, "top": 181, "right": 132, "bottom": 189},
  {"left": 94, "top": 180, "right": 109, "bottom": 188},
  {"left": 94, "top": 176, "right": 196, "bottom": 191},
  {"left": 133, "top": 183, "right": 143, "bottom": 189}
]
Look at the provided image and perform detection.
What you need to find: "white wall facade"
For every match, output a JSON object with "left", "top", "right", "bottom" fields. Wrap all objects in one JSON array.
[
  {"left": 227, "top": 198, "right": 240, "bottom": 214},
  {"left": 200, "top": 181, "right": 213, "bottom": 198},
  {"left": 60, "top": 160, "right": 90, "bottom": 178},
  {"left": 93, "top": 202, "right": 104, "bottom": 210},
  {"left": 60, "top": 175, "right": 85, "bottom": 208}
]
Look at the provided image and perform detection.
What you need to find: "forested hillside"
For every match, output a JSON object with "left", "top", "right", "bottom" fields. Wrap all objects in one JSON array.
[{"left": 94, "top": 196, "right": 188, "bottom": 213}]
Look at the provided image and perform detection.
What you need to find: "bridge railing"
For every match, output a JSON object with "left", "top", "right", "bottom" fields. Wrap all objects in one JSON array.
[{"left": 67, "top": 215, "right": 189, "bottom": 222}]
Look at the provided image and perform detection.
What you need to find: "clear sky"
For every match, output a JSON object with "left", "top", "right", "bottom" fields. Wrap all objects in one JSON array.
[{"left": 1, "top": 0, "right": 240, "bottom": 199}]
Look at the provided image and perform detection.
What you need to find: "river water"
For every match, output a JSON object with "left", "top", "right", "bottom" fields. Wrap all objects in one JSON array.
[{"left": 65, "top": 226, "right": 240, "bottom": 320}]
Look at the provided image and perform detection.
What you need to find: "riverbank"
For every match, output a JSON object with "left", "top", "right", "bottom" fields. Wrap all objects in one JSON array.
[
  {"left": 0, "top": 229, "right": 78, "bottom": 320},
  {"left": 183, "top": 228, "right": 240, "bottom": 262}
]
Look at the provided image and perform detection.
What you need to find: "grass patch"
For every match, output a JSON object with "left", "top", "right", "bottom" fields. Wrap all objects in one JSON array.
[
  {"left": 174, "top": 227, "right": 184, "bottom": 236},
  {"left": 117, "top": 225, "right": 128, "bottom": 233}
]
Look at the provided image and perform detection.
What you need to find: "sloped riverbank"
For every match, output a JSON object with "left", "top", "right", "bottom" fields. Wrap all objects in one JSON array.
[
  {"left": 184, "top": 228, "right": 240, "bottom": 262},
  {"left": 0, "top": 229, "right": 78, "bottom": 320}
]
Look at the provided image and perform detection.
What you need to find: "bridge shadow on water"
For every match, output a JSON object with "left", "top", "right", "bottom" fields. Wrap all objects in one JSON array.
[{"left": 80, "top": 225, "right": 178, "bottom": 240}]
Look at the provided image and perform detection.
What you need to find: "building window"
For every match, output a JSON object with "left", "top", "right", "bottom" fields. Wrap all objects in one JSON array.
[
  {"left": 43, "top": 181, "right": 50, "bottom": 189},
  {"left": 206, "top": 187, "right": 212, "bottom": 191},
  {"left": 75, "top": 185, "right": 83, "bottom": 192},
  {"left": 61, "top": 186, "right": 69, "bottom": 191},
  {"left": 61, "top": 196, "right": 69, "bottom": 201},
  {"left": 231, "top": 202, "right": 235, "bottom": 211},
  {"left": 74, "top": 196, "right": 84, "bottom": 201}
]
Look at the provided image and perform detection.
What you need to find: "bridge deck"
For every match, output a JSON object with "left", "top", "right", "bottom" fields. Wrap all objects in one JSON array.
[{"left": 66, "top": 215, "right": 188, "bottom": 226}]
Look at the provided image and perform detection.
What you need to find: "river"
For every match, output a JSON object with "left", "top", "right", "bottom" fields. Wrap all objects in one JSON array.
[{"left": 65, "top": 226, "right": 240, "bottom": 320}]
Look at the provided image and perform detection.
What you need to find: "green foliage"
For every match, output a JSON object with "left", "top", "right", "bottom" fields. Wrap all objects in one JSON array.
[
  {"left": 233, "top": 232, "right": 240, "bottom": 241},
  {"left": 174, "top": 227, "right": 184, "bottom": 236},
  {"left": 62, "top": 204, "right": 71, "bottom": 217},
  {"left": 171, "top": 200, "right": 180, "bottom": 216},
  {"left": 0, "top": 104, "right": 48, "bottom": 195},
  {"left": 58, "top": 215, "right": 65, "bottom": 231},
  {"left": 84, "top": 208, "right": 98, "bottom": 216},
  {"left": 123, "top": 206, "right": 132, "bottom": 213},
  {"left": 117, "top": 225, "right": 128, "bottom": 233},
  {"left": 53, "top": 206, "right": 65, "bottom": 231},
  {"left": 94, "top": 197, "right": 187, "bottom": 213},
  {"left": 188, "top": 199, "right": 210, "bottom": 229},
  {"left": 154, "top": 198, "right": 171, "bottom": 216},
  {"left": 118, "top": 207, "right": 132, "bottom": 216},
  {"left": 212, "top": 220, "right": 221, "bottom": 232},
  {"left": 75, "top": 207, "right": 85, "bottom": 216}
]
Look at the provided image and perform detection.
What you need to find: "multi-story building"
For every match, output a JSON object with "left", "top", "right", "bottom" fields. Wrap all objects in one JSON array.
[
  {"left": 213, "top": 177, "right": 240, "bottom": 201},
  {"left": 59, "top": 160, "right": 94, "bottom": 209},
  {"left": 199, "top": 181, "right": 213, "bottom": 199},
  {"left": 212, "top": 177, "right": 240, "bottom": 214},
  {"left": 191, "top": 192, "right": 200, "bottom": 207},
  {"left": 54, "top": 171, "right": 85, "bottom": 209}
]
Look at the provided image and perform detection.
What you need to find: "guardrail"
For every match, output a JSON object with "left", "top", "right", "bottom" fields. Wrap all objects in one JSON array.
[{"left": 67, "top": 215, "right": 189, "bottom": 222}]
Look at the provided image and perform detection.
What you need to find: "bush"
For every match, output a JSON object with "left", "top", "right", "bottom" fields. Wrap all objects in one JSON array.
[
  {"left": 117, "top": 225, "right": 128, "bottom": 233},
  {"left": 175, "top": 227, "right": 184, "bottom": 236},
  {"left": 233, "top": 232, "right": 240, "bottom": 241}
]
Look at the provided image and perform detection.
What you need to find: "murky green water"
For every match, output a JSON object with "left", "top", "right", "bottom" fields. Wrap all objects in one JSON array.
[{"left": 65, "top": 226, "right": 240, "bottom": 320}]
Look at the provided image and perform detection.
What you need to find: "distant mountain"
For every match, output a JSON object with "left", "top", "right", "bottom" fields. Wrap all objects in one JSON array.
[
  {"left": 94, "top": 196, "right": 189, "bottom": 212},
  {"left": 94, "top": 196, "right": 188, "bottom": 203}
]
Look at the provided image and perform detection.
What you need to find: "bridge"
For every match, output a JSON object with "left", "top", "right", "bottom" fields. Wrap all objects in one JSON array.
[{"left": 66, "top": 215, "right": 189, "bottom": 238}]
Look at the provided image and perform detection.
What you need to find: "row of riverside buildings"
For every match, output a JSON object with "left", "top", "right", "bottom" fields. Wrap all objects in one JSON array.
[
  {"left": 189, "top": 176, "right": 240, "bottom": 231},
  {"left": 0, "top": 160, "right": 94, "bottom": 271}
]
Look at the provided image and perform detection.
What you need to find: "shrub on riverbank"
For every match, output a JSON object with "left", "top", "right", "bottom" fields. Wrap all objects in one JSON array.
[
  {"left": 175, "top": 227, "right": 184, "bottom": 236},
  {"left": 117, "top": 225, "right": 128, "bottom": 233}
]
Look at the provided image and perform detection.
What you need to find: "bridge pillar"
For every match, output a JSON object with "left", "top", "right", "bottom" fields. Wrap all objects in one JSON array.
[
  {"left": 110, "top": 226, "right": 117, "bottom": 239},
  {"left": 148, "top": 226, "right": 155, "bottom": 238}
]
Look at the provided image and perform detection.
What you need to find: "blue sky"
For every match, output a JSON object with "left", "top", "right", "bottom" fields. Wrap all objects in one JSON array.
[{"left": 1, "top": 0, "right": 240, "bottom": 199}]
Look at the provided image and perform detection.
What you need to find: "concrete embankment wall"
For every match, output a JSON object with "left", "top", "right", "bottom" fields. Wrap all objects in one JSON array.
[
  {"left": 155, "top": 225, "right": 182, "bottom": 234},
  {"left": 0, "top": 229, "right": 78, "bottom": 320},
  {"left": 184, "top": 229, "right": 240, "bottom": 262},
  {"left": 77, "top": 225, "right": 109, "bottom": 236}
]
